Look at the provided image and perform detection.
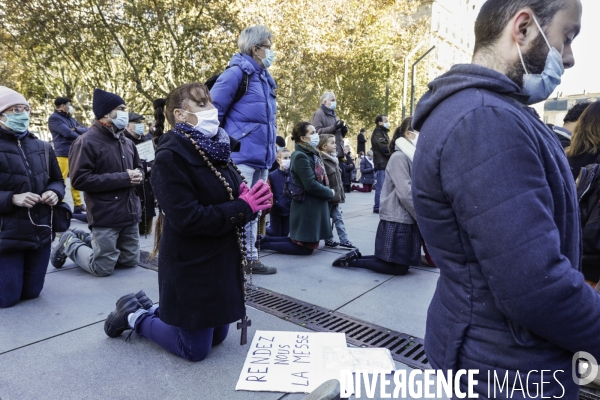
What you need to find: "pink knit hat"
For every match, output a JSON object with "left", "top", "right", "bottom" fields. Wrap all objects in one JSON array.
[{"left": 0, "top": 87, "right": 29, "bottom": 113}]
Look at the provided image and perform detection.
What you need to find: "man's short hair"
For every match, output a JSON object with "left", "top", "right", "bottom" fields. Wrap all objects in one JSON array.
[
  {"left": 238, "top": 25, "right": 273, "bottom": 56},
  {"left": 375, "top": 115, "right": 387, "bottom": 125},
  {"left": 320, "top": 92, "right": 335, "bottom": 104},
  {"left": 474, "top": 0, "right": 567, "bottom": 54},
  {"left": 564, "top": 102, "right": 592, "bottom": 123}
]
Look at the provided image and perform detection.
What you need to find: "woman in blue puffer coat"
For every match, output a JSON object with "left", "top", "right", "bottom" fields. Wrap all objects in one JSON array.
[
  {"left": 0, "top": 86, "right": 65, "bottom": 308},
  {"left": 210, "top": 25, "right": 278, "bottom": 275}
]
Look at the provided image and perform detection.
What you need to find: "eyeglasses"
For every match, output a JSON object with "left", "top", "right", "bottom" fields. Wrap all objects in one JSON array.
[{"left": 5, "top": 105, "right": 31, "bottom": 114}]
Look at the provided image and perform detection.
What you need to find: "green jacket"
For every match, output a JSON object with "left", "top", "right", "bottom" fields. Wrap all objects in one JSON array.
[{"left": 289, "top": 143, "right": 333, "bottom": 242}]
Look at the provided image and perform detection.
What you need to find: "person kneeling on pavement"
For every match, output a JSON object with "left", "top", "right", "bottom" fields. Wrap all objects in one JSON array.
[
  {"left": 333, "top": 118, "right": 421, "bottom": 275},
  {"left": 50, "top": 88, "right": 144, "bottom": 276},
  {"left": 103, "top": 82, "right": 272, "bottom": 361}
]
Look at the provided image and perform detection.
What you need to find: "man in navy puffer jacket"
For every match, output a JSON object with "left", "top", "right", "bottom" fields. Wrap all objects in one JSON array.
[
  {"left": 211, "top": 25, "right": 278, "bottom": 275},
  {"left": 412, "top": 0, "right": 600, "bottom": 397}
]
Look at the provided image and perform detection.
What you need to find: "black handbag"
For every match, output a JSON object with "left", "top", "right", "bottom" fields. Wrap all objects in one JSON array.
[
  {"left": 44, "top": 143, "right": 73, "bottom": 232},
  {"left": 283, "top": 173, "right": 306, "bottom": 203}
]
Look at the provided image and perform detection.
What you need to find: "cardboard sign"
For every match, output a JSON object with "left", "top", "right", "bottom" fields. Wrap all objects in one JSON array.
[
  {"left": 236, "top": 331, "right": 347, "bottom": 393},
  {"left": 136, "top": 140, "right": 155, "bottom": 161}
]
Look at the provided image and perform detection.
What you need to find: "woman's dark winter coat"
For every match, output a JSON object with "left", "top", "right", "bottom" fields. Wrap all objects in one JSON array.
[
  {"left": 412, "top": 64, "right": 600, "bottom": 397},
  {"left": 342, "top": 153, "right": 355, "bottom": 186},
  {"left": 0, "top": 128, "right": 65, "bottom": 253},
  {"left": 289, "top": 143, "right": 333, "bottom": 242},
  {"left": 356, "top": 132, "right": 367, "bottom": 154},
  {"left": 360, "top": 157, "right": 375, "bottom": 185},
  {"left": 151, "top": 132, "right": 254, "bottom": 330},
  {"left": 567, "top": 146, "right": 600, "bottom": 181}
]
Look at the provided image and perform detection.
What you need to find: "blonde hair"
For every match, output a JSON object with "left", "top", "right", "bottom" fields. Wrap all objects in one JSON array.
[{"left": 566, "top": 102, "right": 600, "bottom": 158}]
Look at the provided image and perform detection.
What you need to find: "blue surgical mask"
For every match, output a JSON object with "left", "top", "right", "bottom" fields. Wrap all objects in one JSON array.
[
  {"left": 330, "top": 101, "right": 337, "bottom": 110},
  {"left": 0, "top": 112, "right": 30, "bottom": 133},
  {"left": 383, "top": 122, "right": 390, "bottom": 129},
  {"left": 260, "top": 48, "right": 275, "bottom": 69},
  {"left": 308, "top": 133, "right": 320, "bottom": 147},
  {"left": 110, "top": 110, "right": 129, "bottom": 130},
  {"left": 134, "top": 123, "right": 145, "bottom": 136},
  {"left": 516, "top": 15, "right": 564, "bottom": 105}
]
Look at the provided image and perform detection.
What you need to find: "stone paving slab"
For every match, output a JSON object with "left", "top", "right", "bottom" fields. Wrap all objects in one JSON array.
[{"left": 0, "top": 265, "right": 160, "bottom": 353}]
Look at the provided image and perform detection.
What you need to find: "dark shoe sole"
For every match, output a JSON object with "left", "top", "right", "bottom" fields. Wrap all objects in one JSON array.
[
  {"left": 104, "top": 296, "right": 141, "bottom": 338},
  {"left": 50, "top": 232, "right": 75, "bottom": 268},
  {"left": 135, "top": 290, "right": 153, "bottom": 309},
  {"left": 338, "top": 243, "right": 355, "bottom": 249}
]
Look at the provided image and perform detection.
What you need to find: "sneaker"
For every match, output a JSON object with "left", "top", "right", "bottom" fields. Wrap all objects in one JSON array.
[
  {"left": 50, "top": 231, "right": 77, "bottom": 268},
  {"left": 245, "top": 261, "right": 277, "bottom": 275},
  {"left": 104, "top": 294, "right": 143, "bottom": 338},
  {"left": 135, "top": 290, "right": 154, "bottom": 310},
  {"left": 71, "top": 228, "right": 92, "bottom": 247},
  {"left": 332, "top": 249, "right": 362, "bottom": 267},
  {"left": 338, "top": 240, "right": 355, "bottom": 249},
  {"left": 325, "top": 239, "right": 339, "bottom": 247}
]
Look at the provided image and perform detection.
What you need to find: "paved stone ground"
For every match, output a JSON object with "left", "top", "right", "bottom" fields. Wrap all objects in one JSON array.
[{"left": 0, "top": 180, "right": 443, "bottom": 400}]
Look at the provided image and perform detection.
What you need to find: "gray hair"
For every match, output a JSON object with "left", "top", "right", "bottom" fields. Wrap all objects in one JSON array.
[
  {"left": 320, "top": 92, "right": 335, "bottom": 104},
  {"left": 367, "top": 150, "right": 373, "bottom": 157},
  {"left": 238, "top": 25, "right": 273, "bottom": 56}
]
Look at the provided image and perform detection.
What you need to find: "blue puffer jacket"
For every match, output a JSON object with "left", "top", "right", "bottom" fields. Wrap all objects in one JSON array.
[
  {"left": 48, "top": 110, "right": 88, "bottom": 157},
  {"left": 412, "top": 64, "right": 600, "bottom": 398},
  {"left": 210, "top": 53, "right": 278, "bottom": 169}
]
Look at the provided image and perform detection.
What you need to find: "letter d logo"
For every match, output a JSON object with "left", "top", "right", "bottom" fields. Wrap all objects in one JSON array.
[{"left": 573, "top": 351, "right": 599, "bottom": 386}]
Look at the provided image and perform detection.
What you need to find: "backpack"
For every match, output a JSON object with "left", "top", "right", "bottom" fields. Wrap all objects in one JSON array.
[
  {"left": 575, "top": 156, "right": 600, "bottom": 254},
  {"left": 205, "top": 64, "right": 248, "bottom": 105}
]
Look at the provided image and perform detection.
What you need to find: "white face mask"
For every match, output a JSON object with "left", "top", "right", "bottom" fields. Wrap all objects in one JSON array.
[
  {"left": 281, "top": 159, "right": 291, "bottom": 169},
  {"left": 134, "top": 123, "right": 145, "bottom": 136},
  {"left": 308, "top": 133, "right": 320, "bottom": 147},
  {"left": 516, "top": 15, "right": 565, "bottom": 105},
  {"left": 110, "top": 110, "right": 129, "bottom": 130},
  {"left": 184, "top": 108, "right": 220, "bottom": 138},
  {"left": 383, "top": 122, "right": 390, "bottom": 129},
  {"left": 68, "top": 106, "right": 75, "bottom": 115}
]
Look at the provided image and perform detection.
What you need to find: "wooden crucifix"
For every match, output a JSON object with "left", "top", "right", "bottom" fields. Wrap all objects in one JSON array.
[{"left": 237, "top": 315, "right": 252, "bottom": 345}]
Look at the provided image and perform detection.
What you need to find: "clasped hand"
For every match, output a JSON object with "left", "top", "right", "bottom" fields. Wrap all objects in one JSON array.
[
  {"left": 238, "top": 180, "right": 273, "bottom": 213},
  {"left": 127, "top": 169, "right": 143, "bottom": 185},
  {"left": 12, "top": 191, "right": 58, "bottom": 208}
]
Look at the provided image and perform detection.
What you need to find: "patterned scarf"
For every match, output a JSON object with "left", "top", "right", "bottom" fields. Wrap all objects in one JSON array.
[
  {"left": 297, "top": 141, "right": 329, "bottom": 186},
  {"left": 173, "top": 123, "right": 231, "bottom": 163}
]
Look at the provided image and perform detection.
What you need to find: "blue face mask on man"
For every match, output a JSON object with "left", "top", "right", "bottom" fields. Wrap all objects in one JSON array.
[
  {"left": 0, "top": 112, "right": 30, "bottom": 133},
  {"left": 110, "top": 110, "right": 129, "bottom": 130},
  {"left": 516, "top": 15, "right": 565, "bottom": 105},
  {"left": 260, "top": 48, "right": 275, "bottom": 69}
]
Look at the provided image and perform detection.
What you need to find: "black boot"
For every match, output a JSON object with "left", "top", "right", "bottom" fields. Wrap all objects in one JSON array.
[
  {"left": 104, "top": 294, "right": 143, "bottom": 338},
  {"left": 332, "top": 249, "right": 362, "bottom": 267}
]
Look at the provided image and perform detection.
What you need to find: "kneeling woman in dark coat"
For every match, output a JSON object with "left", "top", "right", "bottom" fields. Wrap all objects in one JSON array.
[
  {"left": 257, "top": 121, "right": 333, "bottom": 255},
  {"left": 103, "top": 82, "right": 272, "bottom": 361}
]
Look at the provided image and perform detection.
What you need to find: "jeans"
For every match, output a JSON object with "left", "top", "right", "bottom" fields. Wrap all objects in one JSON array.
[
  {"left": 236, "top": 164, "right": 268, "bottom": 261},
  {"left": 0, "top": 243, "right": 51, "bottom": 308},
  {"left": 374, "top": 170, "right": 386, "bottom": 211},
  {"left": 258, "top": 236, "right": 314, "bottom": 255},
  {"left": 65, "top": 224, "right": 140, "bottom": 277},
  {"left": 134, "top": 309, "right": 229, "bottom": 362},
  {"left": 268, "top": 214, "right": 290, "bottom": 237},
  {"left": 328, "top": 203, "right": 348, "bottom": 242}
]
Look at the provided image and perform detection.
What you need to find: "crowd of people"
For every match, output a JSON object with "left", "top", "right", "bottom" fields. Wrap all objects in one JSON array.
[{"left": 2, "top": 0, "right": 600, "bottom": 396}]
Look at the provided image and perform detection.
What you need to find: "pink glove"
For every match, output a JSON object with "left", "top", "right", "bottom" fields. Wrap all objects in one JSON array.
[
  {"left": 239, "top": 182, "right": 250, "bottom": 197},
  {"left": 239, "top": 180, "right": 273, "bottom": 213}
]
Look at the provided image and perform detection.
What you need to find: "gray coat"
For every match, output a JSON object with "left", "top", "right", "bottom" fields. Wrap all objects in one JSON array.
[
  {"left": 311, "top": 106, "right": 344, "bottom": 156},
  {"left": 379, "top": 142, "right": 415, "bottom": 224}
]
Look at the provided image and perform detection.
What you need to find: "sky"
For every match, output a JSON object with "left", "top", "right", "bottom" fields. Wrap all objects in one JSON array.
[{"left": 553, "top": 0, "right": 600, "bottom": 96}]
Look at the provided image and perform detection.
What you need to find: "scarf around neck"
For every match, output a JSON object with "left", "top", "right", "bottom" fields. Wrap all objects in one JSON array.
[
  {"left": 174, "top": 123, "right": 231, "bottom": 163},
  {"left": 297, "top": 141, "right": 329, "bottom": 186},
  {"left": 396, "top": 137, "right": 416, "bottom": 162},
  {"left": 320, "top": 103, "right": 337, "bottom": 118}
]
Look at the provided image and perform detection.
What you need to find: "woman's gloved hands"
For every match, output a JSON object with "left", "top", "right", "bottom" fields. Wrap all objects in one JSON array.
[{"left": 239, "top": 180, "right": 273, "bottom": 213}]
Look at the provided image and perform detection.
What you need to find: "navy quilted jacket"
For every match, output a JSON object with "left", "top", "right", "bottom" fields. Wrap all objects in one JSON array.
[
  {"left": 412, "top": 64, "right": 600, "bottom": 398},
  {"left": 0, "top": 128, "right": 65, "bottom": 252},
  {"left": 48, "top": 110, "right": 88, "bottom": 157}
]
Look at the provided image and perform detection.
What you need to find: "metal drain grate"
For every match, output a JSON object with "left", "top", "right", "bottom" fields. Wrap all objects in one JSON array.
[{"left": 246, "top": 286, "right": 429, "bottom": 370}]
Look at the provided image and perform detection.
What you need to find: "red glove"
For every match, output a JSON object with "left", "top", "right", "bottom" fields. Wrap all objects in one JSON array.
[{"left": 239, "top": 180, "right": 273, "bottom": 213}]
